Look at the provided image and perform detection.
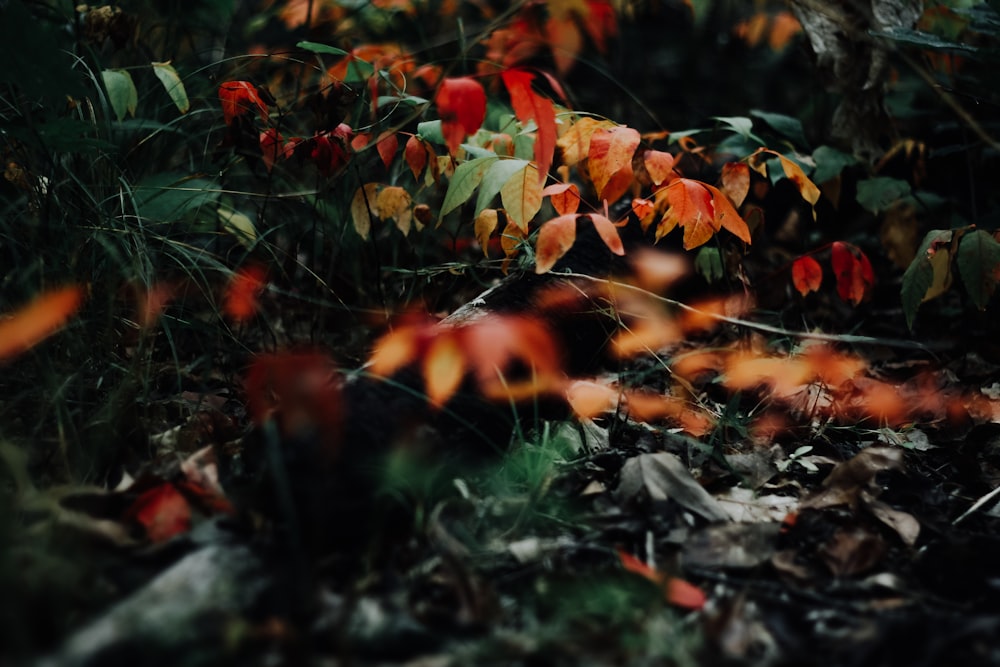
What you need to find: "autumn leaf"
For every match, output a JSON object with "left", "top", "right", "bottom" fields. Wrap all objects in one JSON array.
[
  {"left": 535, "top": 213, "right": 578, "bottom": 274},
  {"left": 0, "top": 285, "right": 86, "bottom": 361},
  {"left": 566, "top": 380, "right": 618, "bottom": 419},
  {"left": 658, "top": 178, "right": 717, "bottom": 249},
  {"left": 831, "top": 241, "right": 875, "bottom": 306},
  {"left": 405, "top": 135, "right": 428, "bottom": 180},
  {"left": 474, "top": 209, "right": 501, "bottom": 256},
  {"left": 618, "top": 549, "right": 706, "bottom": 610},
  {"left": 588, "top": 125, "right": 640, "bottom": 202},
  {"left": 224, "top": 265, "right": 267, "bottom": 321},
  {"left": 791, "top": 255, "right": 823, "bottom": 296},
  {"left": 376, "top": 185, "right": 413, "bottom": 234},
  {"left": 350, "top": 183, "right": 380, "bottom": 239},
  {"left": 461, "top": 315, "right": 563, "bottom": 401},
  {"left": 545, "top": 15, "right": 584, "bottom": 75},
  {"left": 375, "top": 132, "right": 399, "bottom": 169},
  {"left": 631, "top": 196, "right": 655, "bottom": 229},
  {"left": 750, "top": 148, "right": 820, "bottom": 218},
  {"left": 703, "top": 183, "right": 751, "bottom": 244},
  {"left": 501, "top": 68, "right": 557, "bottom": 182},
  {"left": 557, "top": 116, "right": 616, "bottom": 167},
  {"left": 424, "top": 335, "right": 466, "bottom": 408},
  {"left": 260, "top": 128, "right": 284, "bottom": 172},
  {"left": 500, "top": 163, "right": 544, "bottom": 231},
  {"left": 436, "top": 77, "right": 487, "bottom": 154},
  {"left": 542, "top": 182, "right": 581, "bottom": 215},
  {"left": 720, "top": 162, "right": 750, "bottom": 207},
  {"left": 643, "top": 149, "right": 676, "bottom": 187},
  {"left": 901, "top": 229, "right": 955, "bottom": 328},
  {"left": 218, "top": 81, "right": 269, "bottom": 125},
  {"left": 125, "top": 483, "right": 192, "bottom": 543}
]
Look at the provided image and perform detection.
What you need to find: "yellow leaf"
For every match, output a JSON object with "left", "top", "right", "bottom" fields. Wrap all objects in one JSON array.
[
  {"left": 475, "top": 209, "right": 500, "bottom": 256},
  {"left": 557, "top": 117, "right": 615, "bottom": 167},
  {"left": 350, "top": 183, "right": 380, "bottom": 239},
  {"left": 376, "top": 185, "right": 413, "bottom": 235},
  {"left": 500, "top": 163, "right": 543, "bottom": 232}
]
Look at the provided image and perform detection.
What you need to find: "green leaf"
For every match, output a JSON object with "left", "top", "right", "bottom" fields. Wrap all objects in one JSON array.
[
  {"left": 873, "top": 27, "right": 981, "bottom": 56},
  {"left": 856, "top": 177, "right": 912, "bottom": 213},
  {"left": 218, "top": 208, "right": 257, "bottom": 248},
  {"left": 438, "top": 157, "right": 498, "bottom": 223},
  {"left": 750, "top": 110, "right": 809, "bottom": 148},
  {"left": 957, "top": 229, "right": 1000, "bottom": 309},
  {"left": 694, "top": 246, "right": 723, "bottom": 283},
  {"left": 475, "top": 159, "right": 530, "bottom": 216},
  {"left": 812, "top": 146, "right": 858, "bottom": 183},
  {"left": 297, "top": 41, "right": 349, "bottom": 56},
  {"left": 416, "top": 120, "right": 445, "bottom": 146},
  {"left": 102, "top": 69, "right": 138, "bottom": 122},
  {"left": 151, "top": 62, "right": 189, "bottom": 114},
  {"left": 712, "top": 116, "right": 762, "bottom": 144},
  {"left": 134, "top": 173, "right": 220, "bottom": 222}
]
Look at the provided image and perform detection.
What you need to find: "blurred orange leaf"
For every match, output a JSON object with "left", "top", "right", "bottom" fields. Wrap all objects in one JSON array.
[
  {"left": 424, "top": 336, "right": 466, "bottom": 408},
  {"left": 618, "top": 549, "right": 706, "bottom": 610},
  {"left": 0, "top": 285, "right": 85, "bottom": 361},
  {"left": 218, "top": 81, "right": 269, "bottom": 125}
]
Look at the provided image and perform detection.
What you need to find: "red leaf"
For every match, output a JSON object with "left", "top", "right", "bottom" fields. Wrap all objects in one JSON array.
[
  {"left": 791, "top": 256, "right": 823, "bottom": 296},
  {"left": 375, "top": 132, "right": 399, "bottom": 169},
  {"left": 436, "top": 77, "right": 486, "bottom": 154},
  {"left": 311, "top": 123, "right": 353, "bottom": 176},
  {"left": 0, "top": 286, "right": 85, "bottom": 361},
  {"left": 218, "top": 81, "right": 269, "bottom": 125},
  {"left": 244, "top": 351, "right": 343, "bottom": 457},
  {"left": 501, "top": 68, "right": 557, "bottom": 182},
  {"left": 831, "top": 242, "right": 875, "bottom": 305},
  {"left": 224, "top": 265, "right": 267, "bottom": 321},
  {"left": 126, "top": 483, "right": 192, "bottom": 543},
  {"left": 405, "top": 134, "right": 428, "bottom": 180},
  {"left": 260, "top": 128, "right": 283, "bottom": 172},
  {"left": 588, "top": 213, "right": 626, "bottom": 256}
]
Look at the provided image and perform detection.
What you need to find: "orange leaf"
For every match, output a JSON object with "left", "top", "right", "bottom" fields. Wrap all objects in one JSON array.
[
  {"left": 583, "top": 0, "right": 618, "bottom": 53},
  {"left": 618, "top": 549, "right": 662, "bottom": 584},
  {"left": 720, "top": 162, "right": 750, "bottom": 207},
  {"left": 643, "top": 149, "right": 676, "bottom": 186},
  {"left": 462, "top": 315, "right": 562, "bottom": 401},
  {"left": 501, "top": 68, "right": 557, "bottom": 182},
  {"left": 588, "top": 126, "right": 641, "bottom": 202},
  {"left": 724, "top": 353, "right": 814, "bottom": 397},
  {"left": 831, "top": 242, "right": 875, "bottom": 306},
  {"left": 405, "top": 135, "right": 428, "bottom": 180},
  {"left": 0, "top": 286, "right": 85, "bottom": 361},
  {"left": 629, "top": 248, "right": 690, "bottom": 293},
  {"left": 658, "top": 179, "right": 716, "bottom": 249},
  {"left": 126, "top": 483, "right": 191, "bottom": 543},
  {"left": 545, "top": 16, "right": 584, "bottom": 75},
  {"left": 703, "top": 183, "right": 751, "bottom": 243},
  {"left": 631, "top": 196, "right": 655, "bottom": 225},
  {"left": 666, "top": 576, "right": 707, "bottom": 610},
  {"left": 542, "top": 182, "right": 581, "bottom": 215},
  {"left": 791, "top": 255, "right": 823, "bottom": 296},
  {"left": 588, "top": 213, "right": 626, "bottom": 256},
  {"left": 535, "top": 214, "right": 579, "bottom": 274},
  {"left": 424, "top": 335, "right": 466, "bottom": 408},
  {"left": 218, "top": 81, "right": 269, "bottom": 125},
  {"left": 436, "top": 77, "right": 486, "bottom": 154},
  {"left": 557, "top": 116, "right": 615, "bottom": 167},
  {"left": 624, "top": 391, "right": 714, "bottom": 436},
  {"left": 225, "top": 265, "right": 267, "bottom": 322},
  {"left": 566, "top": 380, "right": 618, "bottom": 419}
]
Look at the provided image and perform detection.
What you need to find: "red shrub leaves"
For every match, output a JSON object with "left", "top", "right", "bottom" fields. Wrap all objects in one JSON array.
[
  {"left": 501, "top": 68, "right": 558, "bottom": 182},
  {"left": 218, "top": 81, "right": 269, "bottom": 125},
  {"left": 436, "top": 77, "right": 487, "bottom": 154},
  {"left": 224, "top": 265, "right": 267, "bottom": 321},
  {"left": 792, "top": 256, "right": 823, "bottom": 296},
  {"left": 831, "top": 242, "right": 875, "bottom": 305}
]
